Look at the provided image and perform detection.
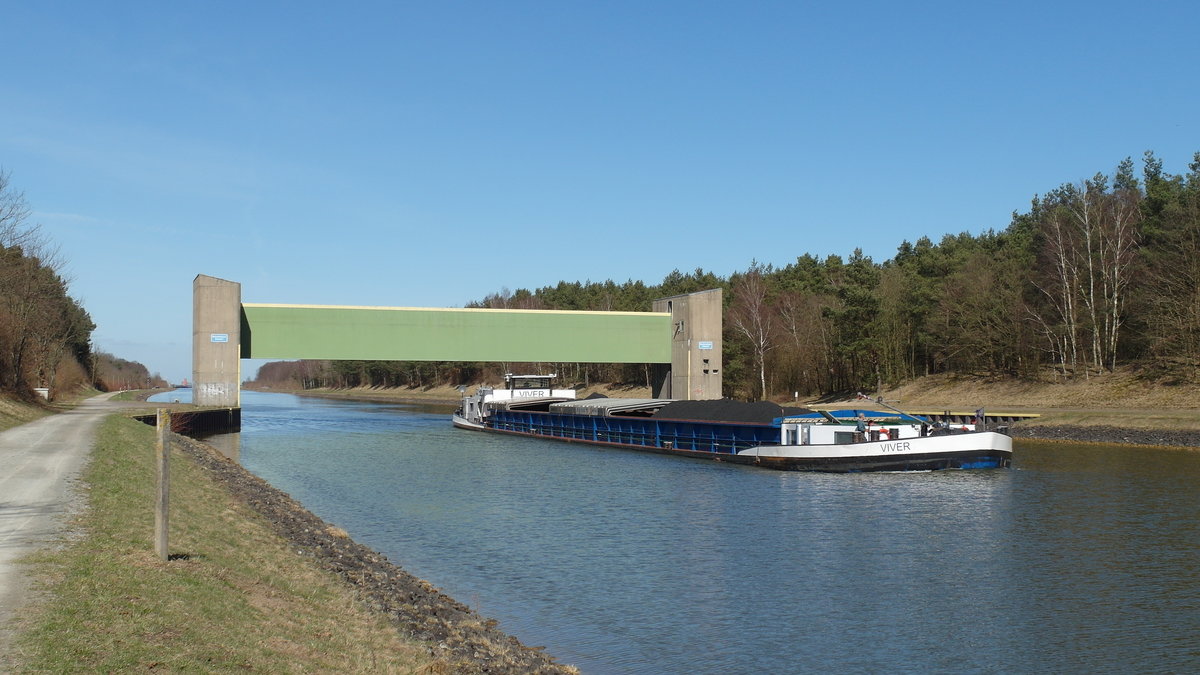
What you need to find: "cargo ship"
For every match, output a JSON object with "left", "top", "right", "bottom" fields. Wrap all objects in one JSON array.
[{"left": 452, "top": 375, "right": 1012, "bottom": 472}]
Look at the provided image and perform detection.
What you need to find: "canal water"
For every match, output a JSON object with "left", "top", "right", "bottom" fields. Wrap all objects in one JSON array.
[{"left": 154, "top": 390, "right": 1200, "bottom": 673}]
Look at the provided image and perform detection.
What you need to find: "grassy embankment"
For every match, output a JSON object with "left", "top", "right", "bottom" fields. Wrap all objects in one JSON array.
[
  {"left": 0, "top": 395, "right": 48, "bottom": 432},
  {"left": 0, "top": 386, "right": 103, "bottom": 431},
  {"left": 9, "top": 412, "right": 438, "bottom": 672},
  {"left": 872, "top": 370, "right": 1200, "bottom": 431}
]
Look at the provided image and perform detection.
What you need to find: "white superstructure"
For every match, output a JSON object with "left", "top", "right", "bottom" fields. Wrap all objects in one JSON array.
[{"left": 454, "top": 374, "right": 576, "bottom": 429}]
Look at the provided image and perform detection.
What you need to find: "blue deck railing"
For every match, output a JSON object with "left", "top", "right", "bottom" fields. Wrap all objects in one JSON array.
[{"left": 488, "top": 410, "right": 779, "bottom": 454}]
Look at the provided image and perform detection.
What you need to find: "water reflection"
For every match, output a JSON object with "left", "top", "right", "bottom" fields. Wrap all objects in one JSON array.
[
  {"left": 1005, "top": 442, "right": 1200, "bottom": 671},
  {"left": 201, "top": 431, "right": 240, "bottom": 461},
  {"left": 156, "top": 390, "right": 1200, "bottom": 673}
]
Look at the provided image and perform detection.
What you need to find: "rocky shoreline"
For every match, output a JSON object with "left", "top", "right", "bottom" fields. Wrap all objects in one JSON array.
[
  {"left": 1009, "top": 424, "right": 1199, "bottom": 448},
  {"left": 170, "top": 433, "right": 576, "bottom": 674}
]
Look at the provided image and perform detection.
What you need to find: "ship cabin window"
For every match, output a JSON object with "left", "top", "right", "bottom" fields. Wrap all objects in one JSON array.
[
  {"left": 782, "top": 423, "right": 811, "bottom": 445},
  {"left": 505, "top": 374, "right": 554, "bottom": 391}
]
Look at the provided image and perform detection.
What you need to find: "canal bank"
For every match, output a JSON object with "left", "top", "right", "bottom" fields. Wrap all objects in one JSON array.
[
  {"left": 4, "top": 405, "right": 575, "bottom": 674},
  {"left": 218, "top": 391, "right": 1200, "bottom": 673},
  {"left": 14, "top": 381, "right": 1195, "bottom": 667},
  {"left": 169, "top": 430, "right": 576, "bottom": 673},
  {"left": 1010, "top": 424, "right": 1199, "bottom": 448}
]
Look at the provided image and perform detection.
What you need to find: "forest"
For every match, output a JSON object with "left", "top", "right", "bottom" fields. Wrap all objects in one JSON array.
[
  {"left": 252, "top": 151, "right": 1200, "bottom": 400},
  {"left": 0, "top": 170, "right": 164, "bottom": 399}
]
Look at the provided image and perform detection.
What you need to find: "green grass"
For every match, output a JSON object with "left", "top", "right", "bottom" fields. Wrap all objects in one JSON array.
[{"left": 11, "top": 416, "right": 439, "bottom": 673}]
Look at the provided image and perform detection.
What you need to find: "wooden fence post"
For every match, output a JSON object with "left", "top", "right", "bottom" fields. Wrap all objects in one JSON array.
[{"left": 155, "top": 408, "right": 170, "bottom": 561}]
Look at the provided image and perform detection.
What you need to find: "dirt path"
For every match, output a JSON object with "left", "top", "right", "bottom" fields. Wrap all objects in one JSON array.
[{"left": 0, "top": 393, "right": 126, "bottom": 658}]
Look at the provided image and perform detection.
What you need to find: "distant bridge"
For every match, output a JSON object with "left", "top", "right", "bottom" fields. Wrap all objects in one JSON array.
[{"left": 192, "top": 275, "right": 722, "bottom": 407}]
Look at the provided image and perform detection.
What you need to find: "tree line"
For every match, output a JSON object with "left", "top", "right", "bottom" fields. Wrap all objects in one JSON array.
[
  {"left": 1, "top": 169, "right": 164, "bottom": 398},
  {"left": 93, "top": 351, "right": 169, "bottom": 391},
  {"left": 252, "top": 151, "right": 1200, "bottom": 400}
]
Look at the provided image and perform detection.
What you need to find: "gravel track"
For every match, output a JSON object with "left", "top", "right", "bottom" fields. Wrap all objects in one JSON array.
[{"left": 1010, "top": 424, "right": 1200, "bottom": 448}]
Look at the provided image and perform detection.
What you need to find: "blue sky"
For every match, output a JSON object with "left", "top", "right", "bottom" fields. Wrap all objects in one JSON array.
[{"left": 3, "top": 1, "right": 1197, "bottom": 382}]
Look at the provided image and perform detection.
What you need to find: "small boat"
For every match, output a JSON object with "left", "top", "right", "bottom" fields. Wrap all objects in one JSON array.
[{"left": 453, "top": 375, "right": 1012, "bottom": 472}]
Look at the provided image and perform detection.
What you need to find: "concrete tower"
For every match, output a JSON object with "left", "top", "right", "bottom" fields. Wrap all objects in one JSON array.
[
  {"left": 192, "top": 275, "right": 241, "bottom": 407},
  {"left": 652, "top": 288, "right": 722, "bottom": 400}
]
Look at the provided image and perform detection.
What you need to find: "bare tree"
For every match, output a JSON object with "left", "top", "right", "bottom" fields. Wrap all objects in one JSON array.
[
  {"left": 1029, "top": 174, "right": 1139, "bottom": 377},
  {"left": 776, "top": 289, "right": 835, "bottom": 395},
  {"left": 0, "top": 170, "right": 83, "bottom": 393},
  {"left": 728, "top": 262, "right": 777, "bottom": 399},
  {"left": 1031, "top": 190, "right": 1083, "bottom": 376},
  {"left": 1096, "top": 182, "right": 1140, "bottom": 370},
  {"left": 0, "top": 169, "right": 34, "bottom": 248}
]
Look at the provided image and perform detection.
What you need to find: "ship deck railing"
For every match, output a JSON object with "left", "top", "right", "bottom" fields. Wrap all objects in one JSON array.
[{"left": 490, "top": 409, "right": 778, "bottom": 454}]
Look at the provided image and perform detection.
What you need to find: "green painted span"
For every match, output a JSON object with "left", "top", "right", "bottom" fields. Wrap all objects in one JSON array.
[{"left": 240, "top": 304, "right": 673, "bottom": 363}]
